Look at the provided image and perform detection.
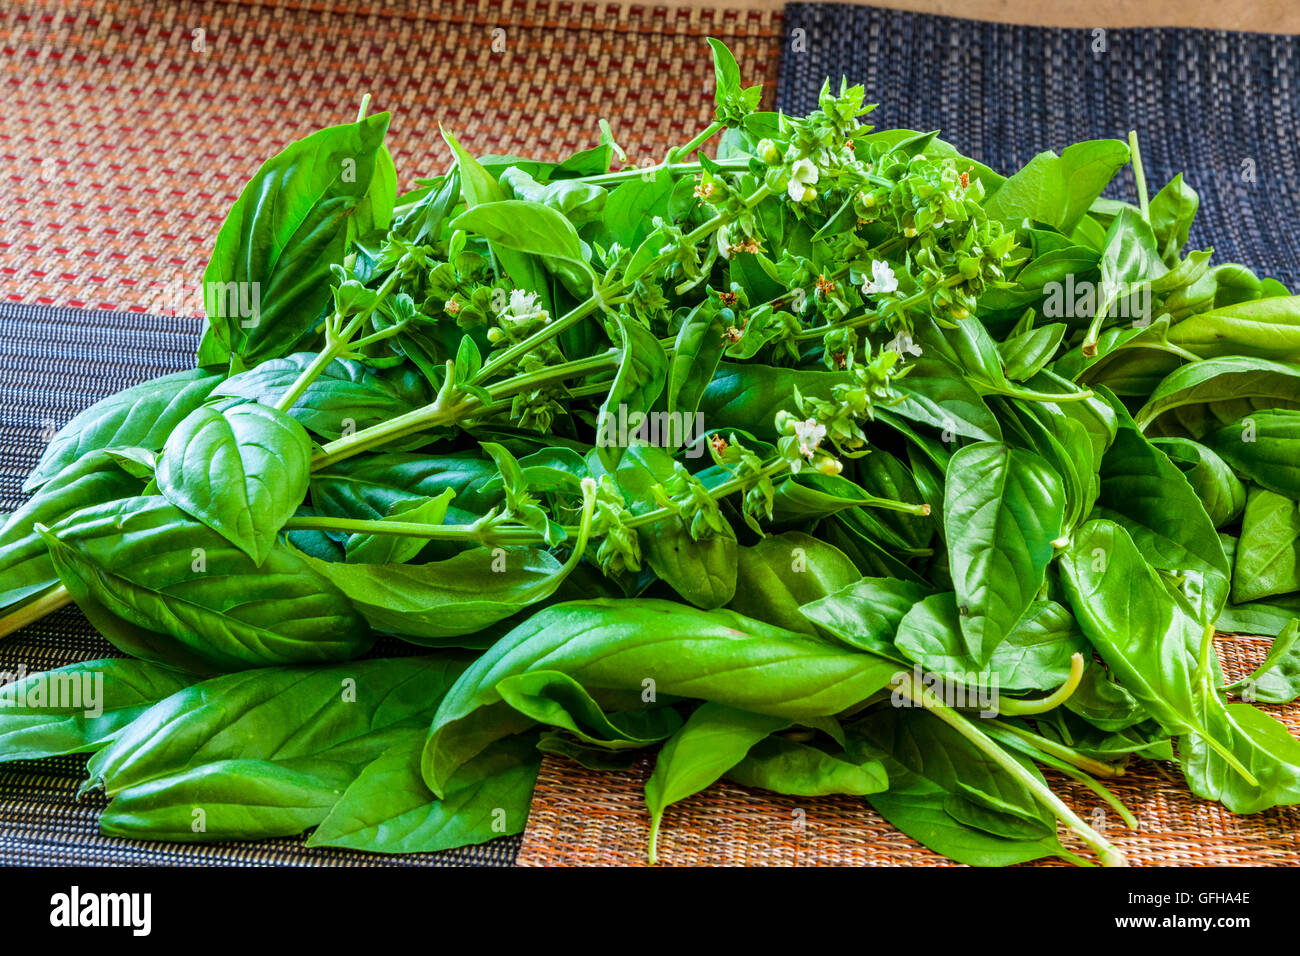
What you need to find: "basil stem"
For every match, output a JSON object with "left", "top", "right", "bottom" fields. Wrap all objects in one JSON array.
[{"left": 892, "top": 668, "right": 1130, "bottom": 867}]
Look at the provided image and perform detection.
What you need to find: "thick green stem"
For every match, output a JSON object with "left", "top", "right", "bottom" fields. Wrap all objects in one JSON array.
[
  {"left": 284, "top": 515, "right": 536, "bottom": 546},
  {"left": 985, "top": 725, "right": 1138, "bottom": 829},
  {"left": 669, "top": 120, "right": 726, "bottom": 162},
  {"left": 984, "top": 383, "right": 1096, "bottom": 404},
  {"left": 312, "top": 396, "right": 477, "bottom": 470},
  {"left": 995, "top": 653, "right": 1085, "bottom": 716},
  {"left": 1128, "top": 130, "right": 1149, "bottom": 223},
  {"left": 577, "top": 159, "right": 749, "bottom": 188},
  {"left": 893, "top": 670, "right": 1129, "bottom": 867},
  {"left": 275, "top": 268, "right": 405, "bottom": 414},
  {"left": 0, "top": 584, "right": 72, "bottom": 639},
  {"left": 984, "top": 719, "right": 1122, "bottom": 779}
]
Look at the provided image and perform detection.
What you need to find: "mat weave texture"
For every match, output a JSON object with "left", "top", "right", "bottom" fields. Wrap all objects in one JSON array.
[{"left": 0, "top": 0, "right": 782, "bottom": 312}]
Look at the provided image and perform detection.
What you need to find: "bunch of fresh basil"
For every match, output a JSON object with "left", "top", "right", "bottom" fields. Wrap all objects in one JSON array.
[{"left": 2, "top": 40, "right": 1299, "bottom": 867}]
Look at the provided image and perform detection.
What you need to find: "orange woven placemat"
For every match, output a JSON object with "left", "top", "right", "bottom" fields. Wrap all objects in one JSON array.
[
  {"left": 517, "top": 635, "right": 1300, "bottom": 866},
  {"left": 0, "top": 0, "right": 781, "bottom": 312}
]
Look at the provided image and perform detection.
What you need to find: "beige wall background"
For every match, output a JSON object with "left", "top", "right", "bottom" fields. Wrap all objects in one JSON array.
[{"left": 655, "top": 0, "right": 1300, "bottom": 33}]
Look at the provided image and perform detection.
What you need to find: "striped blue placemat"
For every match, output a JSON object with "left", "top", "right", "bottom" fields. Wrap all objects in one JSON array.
[{"left": 777, "top": 4, "right": 1300, "bottom": 289}]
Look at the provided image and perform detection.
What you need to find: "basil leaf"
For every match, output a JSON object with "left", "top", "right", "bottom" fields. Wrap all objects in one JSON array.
[
  {"left": 157, "top": 402, "right": 312, "bottom": 565},
  {"left": 99, "top": 759, "right": 343, "bottom": 842},
  {"left": 943, "top": 442, "right": 1065, "bottom": 662},
  {"left": 1134, "top": 355, "right": 1300, "bottom": 438},
  {"left": 1226, "top": 619, "right": 1300, "bottom": 704},
  {"left": 87, "top": 655, "right": 470, "bottom": 797},
  {"left": 1209, "top": 409, "right": 1300, "bottom": 499},
  {"left": 982, "top": 139, "right": 1130, "bottom": 235},
  {"left": 596, "top": 314, "right": 669, "bottom": 470},
  {"left": 299, "top": 545, "right": 571, "bottom": 645},
  {"left": 307, "top": 730, "right": 539, "bottom": 853},
  {"left": 42, "top": 496, "right": 370, "bottom": 671},
  {"left": 1094, "top": 388, "right": 1230, "bottom": 621},
  {"left": 342, "top": 489, "right": 456, "bottom": 565},
  {"left": 726, "top": 531, "right": 861, "bottom": 634},
  {"left": 894, "top": 593, "right": 1086, "bottom": 692},
  {"left": 798, "top": 576, "right": 930, "bottom": 658},
  {"left": 1231, "top": 488, "right": 1300, "bottom": 604},
  {"left": 998, "top": 322, "right": 1066, "bottom": 381},
  {"left": 203, "top": 114, "right": 391, "bottom": 366},
  {"left": 1150, "top": 436, "right": 1247, "bottom": 528},
  {"left": 495, "top": 670, "right": 681, "bottom": 749},
  {"left": 725, "top": 736, "right": 888, "bottom": 797},
  {"left": 1166, "top": 295, "right": 1300, "bottom": 363},
  {"left": 645, "top": 703, "right": 790, "bottom": 853},
  {"left": 421, "top": 599, "right": 901, "bottom": 796},
  {"left": 0, "top": 450, "right": 148, "bottom": 608}
]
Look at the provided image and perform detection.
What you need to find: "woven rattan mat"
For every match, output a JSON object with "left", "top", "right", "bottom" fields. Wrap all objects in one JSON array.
[{"left": 0, "top": 0, "right": 781, "bottom": 312}]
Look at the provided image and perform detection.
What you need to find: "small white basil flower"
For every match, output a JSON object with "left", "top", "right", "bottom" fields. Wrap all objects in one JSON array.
[
  {"left": 787, "top": 158, "right": 820, "bottom": 202},
  {"left": 885, "top": 331, "right": 923, "bottom": 357},
  {"left": 507, "top": 289, "right": 539, "bottom": 316},
  {"left": 861, "top": 259, "right": 899, "bottom": 296},
  {"left": 793, "top": 417, "right": 827, "bottom": 459}
]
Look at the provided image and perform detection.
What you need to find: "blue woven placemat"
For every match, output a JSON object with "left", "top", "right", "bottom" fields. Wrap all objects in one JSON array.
[{"left": 777, "top": 4, "right": 1300, "bottom": 289}]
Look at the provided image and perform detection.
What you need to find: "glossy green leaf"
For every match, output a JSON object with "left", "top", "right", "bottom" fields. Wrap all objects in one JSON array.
[
  {"left": 494, "top": 670, "right": 682, "bottom": 748},
  {"left": 342, "top": 489, "right": 456, "bottom": 565},
  {"left": 725, "top": 736, "right": 888, "bottom": 797},
  {"left": 983, "top": 139, "right": 1130, "bottom": 235},
  {"left": 1209, "top": 409, "right": 1300, "bottom": 499},
  {"left": 0, "top": 450, "right": 148, "bottom": 608},
  {"left": 203, "top": 114, "right": 391, "bottom": 366},
  {"left": 645, "top": 702, "right": 790, "bottom": 853},
  {"left": 157, "top": 402, "right": 312, "bottom": 565},
  {"left": 943, "top": 442, "right": 1064, "bottom": 662},
  {"left": 421, "top": 599, "right": 902, "bottom": 796},
  {"left": 894, "top": 592, "right": 1086, "bottom": 692},
  {"left": 307, "top": 730, "right": 539, "bottom": 853},
  {"left": 1134, "top": 356, "right": 1300, "bottom": 438},
  {"left": 726, "top": 531, "right": 861, "bottom": 634},
  {"left": 1231, "top": 488, "right": 1300, "bottom": 604},
  {"left": 87, "top": 655, "right": 469, "bottom": 797},
  {"left": 301, "top": 544, "right": 570, "bottom": 646},
  {"left": 1166, "top": 295, "right": 1300, "bottom": 363},
  {"left": 1150, "top": 437, "right": 1247, "bottom": 528},
  {"left": 1226, "top": 619, "right": 1300, "bottom": 704},
  {"left": 798, "top": 576, "right": 930, "bottom": 658},
  {"left": 42, "top": 496, "right": 370, "bottom": 671},
  {"left": 1094, "top": 389, "right": 1230, "bottom": 620}
]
